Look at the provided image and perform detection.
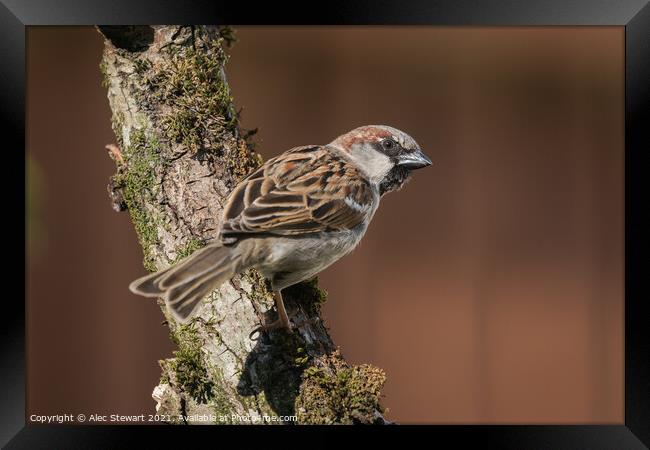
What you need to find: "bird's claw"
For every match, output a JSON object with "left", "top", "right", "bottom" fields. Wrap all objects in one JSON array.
[{"left": 249, "top": 318, "right": 294, "bottom": 341}]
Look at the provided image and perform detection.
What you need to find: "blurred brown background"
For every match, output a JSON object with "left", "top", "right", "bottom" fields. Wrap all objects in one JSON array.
[{"left": 26, "top": 26, "right": 624, "bottom": 424}]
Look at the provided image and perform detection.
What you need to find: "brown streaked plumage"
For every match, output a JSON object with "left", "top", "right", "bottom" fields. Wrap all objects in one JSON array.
[
  {"left": 130, "top": 125, "right": 432, "bottom": 333},
  {"left": 220, "top": 146, "right": 373, "bottom": 242}
]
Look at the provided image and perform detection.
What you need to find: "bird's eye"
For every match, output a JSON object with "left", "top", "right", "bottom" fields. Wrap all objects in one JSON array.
[{"left": 382, "top": 139, "right": 396, "bottom": 151}]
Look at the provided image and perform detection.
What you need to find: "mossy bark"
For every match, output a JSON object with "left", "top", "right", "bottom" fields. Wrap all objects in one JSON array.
[{"left": 98, "top": 25, "right": 388, "bottom": 425}]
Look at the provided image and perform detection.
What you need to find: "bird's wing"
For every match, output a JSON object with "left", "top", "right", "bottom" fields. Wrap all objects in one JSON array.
[{"left": 219, "top": 145, "right": 375, "bottom": 243}]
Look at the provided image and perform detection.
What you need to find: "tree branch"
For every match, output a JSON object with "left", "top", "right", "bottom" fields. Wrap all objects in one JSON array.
[{"left": 98, "top": 25, "right": 387, "bottom": 424}]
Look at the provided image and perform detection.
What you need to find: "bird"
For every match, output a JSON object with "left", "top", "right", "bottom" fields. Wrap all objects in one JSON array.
[{"left": 129, "top": 125, "right": 432, "bottom": 333}]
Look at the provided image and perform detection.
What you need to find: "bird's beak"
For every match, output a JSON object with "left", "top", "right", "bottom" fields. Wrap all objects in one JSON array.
[{"left": 397, "top": 149, "right": 432, "bottom": 170}]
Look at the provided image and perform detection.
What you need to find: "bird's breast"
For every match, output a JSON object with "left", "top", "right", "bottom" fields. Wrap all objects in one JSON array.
[{"left": 254, "top": 226, "right": 367, "bottom": 290}]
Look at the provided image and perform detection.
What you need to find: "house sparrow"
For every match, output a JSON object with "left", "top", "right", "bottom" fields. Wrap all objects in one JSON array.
[{"left": 130, "top": 125, "right": 432, "bottom": 332}]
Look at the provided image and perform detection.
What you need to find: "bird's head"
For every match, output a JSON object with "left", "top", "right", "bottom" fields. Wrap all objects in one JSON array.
[{"left": 330, "top": 125, "right": 432, "bottom": 195}]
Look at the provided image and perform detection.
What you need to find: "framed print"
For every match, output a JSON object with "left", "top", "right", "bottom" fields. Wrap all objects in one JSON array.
[{"left": 8, "top": 0, "right": 650, "bottom": 448}]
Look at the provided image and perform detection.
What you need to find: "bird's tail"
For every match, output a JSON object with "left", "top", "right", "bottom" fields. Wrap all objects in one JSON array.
[{"left": 129, "top": 243, "right": 242, "bottom": 322}]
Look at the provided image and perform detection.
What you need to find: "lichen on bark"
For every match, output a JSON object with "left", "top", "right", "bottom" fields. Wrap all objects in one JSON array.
[
  {"left": 98, "top": 25, "right": 388, "bottom": 425},
  {"left": 295, "top": 351, "right": 387, "bottom": 424}
]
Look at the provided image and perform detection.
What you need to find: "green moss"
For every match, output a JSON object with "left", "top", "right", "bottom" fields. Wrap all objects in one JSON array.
[
  {"left": 162, "top": 324, "right": 215, "bottom": 404},
  {"left": 99, "top": 58, "right": 110, "bottom": 88},
  {"left": 128, "top": 35, "right": 259, "bottom": 183},
  {"left": 173, "top": 238, "right": 204, "bottom": 264},
  {"left": 217, "top": 26, "right": 237, "bottom": 47},
  {"left": 113, "top": 129, "right": 162, "bottom": 271},
  {"left": 110, "top": 111, "right": 125, "bottom": 148},
  {"left": 133, "top": 57, "right": 152, "bottom": 75},
  {"left": 243, "top": 269, "right": 274, "bottom": 307},
  {"left": 163, "top": 109, "right": 201, "bottom": 150},
  {"left": 295, "top": 353, "right": 386, "bottom": 424},
  {"left": 152, "top": 40, "right": 236, "bottom": 151},
  {"left": 293, "top": 347, "right": 309, "bottom": 367},
  {"left": 206, "top": 366, "right": 236, "bottom": 422}
]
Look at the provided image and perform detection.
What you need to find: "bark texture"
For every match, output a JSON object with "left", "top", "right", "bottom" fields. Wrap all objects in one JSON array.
[{"left": 98, "top": 25, "right": 387, "bottom": 424}]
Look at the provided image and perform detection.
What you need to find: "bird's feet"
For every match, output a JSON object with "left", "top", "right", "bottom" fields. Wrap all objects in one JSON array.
[
  {"left": 261, "top": 317, "right": 294, "bottom": 333},
  {"left": 249, "top": 309, "right": 322, "bottom": 340},
  {"left": 248, "top": 291, "right": 321, "bottom": 340},
  {"left": 249, "top": 317, "right": 293, "bottom": 341}
]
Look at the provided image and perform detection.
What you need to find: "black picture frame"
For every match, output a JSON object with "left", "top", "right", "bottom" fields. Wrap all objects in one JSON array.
[{"left": 7, "top": 0, "right": 649, "bottom": 448}]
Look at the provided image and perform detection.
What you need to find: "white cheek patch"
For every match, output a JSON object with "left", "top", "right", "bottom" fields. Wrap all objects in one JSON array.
[{"left": 348, "top": 144, "right": 394, "bottom": 184}]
